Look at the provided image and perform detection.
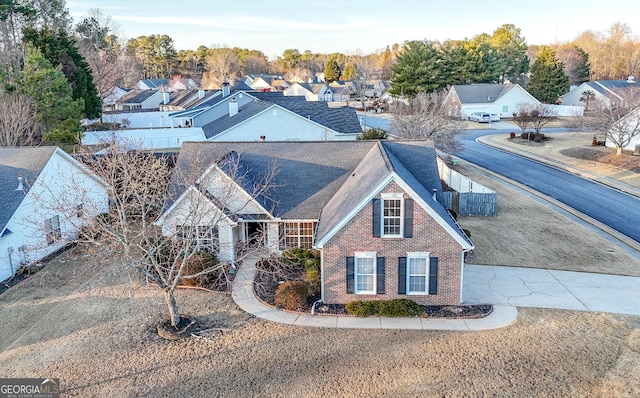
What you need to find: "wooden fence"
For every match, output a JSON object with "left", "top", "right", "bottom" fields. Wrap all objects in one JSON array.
[{"left": 442, "top": 191, "right": 497, "bottom": 217}]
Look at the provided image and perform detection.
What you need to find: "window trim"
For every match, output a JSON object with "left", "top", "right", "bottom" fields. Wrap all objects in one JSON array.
[
  {"left": 45, "top": 215, "right": 61, "bottom": 245},
  {"left": 281, "top": 221, "right": 316, "bottom": 250},
  {"left": 381, "top": 193, "right": 403, "bottom": 238},
  {"left": 406, "top": 252, "right": 430, "bottom": 295},
  {"left": 354, "top": 251, "right": 377, "bottom": 294}
]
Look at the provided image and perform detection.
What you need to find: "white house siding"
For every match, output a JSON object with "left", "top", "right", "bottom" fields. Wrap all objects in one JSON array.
[
  {"left": 101, "top": 111, "right": 175, "bottom": 128},
  {"left": 283, "top": 85, "right": 314, "bottom": 100},
  {"left": 559, "top": 82, "right": 597, "bottom": 107},
  {"left": 212, "top": 110, "right": 354, "bottom": 141},
  {"left": 460, "top": 87, "right": 540, "bottom": 118},
  {"left": 0, "top": 151, "right": 108, "bottom": 281},
  {"left": 82, "top": 127, "right": 204, "bottom": 150}
]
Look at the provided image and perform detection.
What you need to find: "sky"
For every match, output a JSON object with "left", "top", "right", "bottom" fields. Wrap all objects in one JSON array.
[{"left": 66, "top": 0, "right": 640, "bottom": 59}]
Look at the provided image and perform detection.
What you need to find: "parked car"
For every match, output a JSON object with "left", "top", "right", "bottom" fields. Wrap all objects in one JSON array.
[
  {"left": 468, "top": 112, "right": 491, "bottom": 123},
  {"left": 490, "top": 113, "right": 500, "bottom": 122}
]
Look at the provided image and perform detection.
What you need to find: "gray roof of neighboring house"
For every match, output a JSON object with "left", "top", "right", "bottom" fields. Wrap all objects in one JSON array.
[
  {"left": 201, "top": 101, "right": 273, "bottom": 139},
  {"left": 248, "top": 92, "right": 362, "bottom": 134},
  {"left": 0, "top": 147, "right": 57, "bottom": 234},
  {"left": 139, "top": 79, "right": 169, "bottom": 89},
  {"left": 169, "top": 141, "right": 470, "bottom": 248},
  {"left": 591, "top": 79, "right": 640, "bottom": 98},
  {"left": 452, "top": 84, "right": 519, "bottom": 104},
  {"left": 117, "top": 89, "right": 159, "bottom": 104}
]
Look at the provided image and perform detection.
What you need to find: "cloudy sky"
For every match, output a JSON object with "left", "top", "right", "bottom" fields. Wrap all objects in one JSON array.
[{"left": 67, "top": 0, "right": 639, "bottom": 59}]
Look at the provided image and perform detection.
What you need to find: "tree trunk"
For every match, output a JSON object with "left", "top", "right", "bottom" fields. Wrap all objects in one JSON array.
[
  {"left": 165, "top": 289, "right": 180, "bottom": 327},
  {"left": 616, "top": 145, "right": 623, "bottom": 156}
]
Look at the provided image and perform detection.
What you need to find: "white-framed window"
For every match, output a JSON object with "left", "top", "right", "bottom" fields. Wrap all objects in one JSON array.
[
  {"left": 381, "top": 193, "right": 403, "bottom": 237},
  {"left": 355, "top": 252, "right": 376, "bottom": 294},
  {"left": 176, "top": 225, "right": 218, "bottom": 251},
  {"left": 45, "top": 215, "right": 61, "bottom": 245},
  {"left": 407, "top": 252, "right": 429, "bottom": 294},
  {"left": 281, "top": 221, "right": 316, "bottom": 249}
]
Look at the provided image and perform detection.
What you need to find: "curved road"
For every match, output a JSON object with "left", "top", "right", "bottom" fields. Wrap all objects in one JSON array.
[{"left": 456, "top": 129, "right": 640, "bottom": 244}]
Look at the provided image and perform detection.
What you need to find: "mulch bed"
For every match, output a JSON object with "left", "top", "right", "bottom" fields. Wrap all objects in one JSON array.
[
  {"left": 561, "top": 147, "right": 640, "bottom": 173},
  {"left": 253, "top": 267, "right": 492, "bottom": 319}
]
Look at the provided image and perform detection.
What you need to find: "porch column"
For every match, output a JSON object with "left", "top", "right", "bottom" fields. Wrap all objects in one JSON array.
[
  {"left": 266, "top": 222, "right": 280, "bottom": 253},
  {"left": 218, "top": 224, "right": 236, "bottom": 262}
]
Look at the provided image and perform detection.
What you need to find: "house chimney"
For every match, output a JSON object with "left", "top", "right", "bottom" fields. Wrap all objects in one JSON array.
[
  {"left": 432, "top": 189, "right": 437, "bottom": 201},
  {"left": 229, "top": 98, "right": 238, "bottom": 117},
  {"left": 222, "top": 82, "right": 230, "bottom": 97},
  {"left": 162, "top": 91, "right": 170, "bottom": 105},
  {"left": 198, "top": 88, "right": 205, "bottom": 99},
  {"left": 259, "top": 135, "right": 266, "bottom": 141},
  {"left": 16, "top": 177, "right": 24, "bottom": 191}
]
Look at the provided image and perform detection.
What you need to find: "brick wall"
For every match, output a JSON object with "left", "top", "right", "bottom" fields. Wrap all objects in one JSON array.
[{"left": 322, "top": 181, "right": 463, "bottom": 305}]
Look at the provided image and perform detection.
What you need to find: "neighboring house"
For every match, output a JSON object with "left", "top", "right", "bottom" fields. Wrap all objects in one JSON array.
[
  {"left": 157, "top": 141, "right": 473, "bottom": 305},
  {"left": 114, "top": 89, "right": 166, "bottom": 111},
  {"left": 168, "top": 76, "right": 198, "bottom": 91},
  {"left": 560, "top": 77, "right": 640, "bottom": 108},
  {"left": 245, "top": 74, "right": 285, "bottom": 91},
  {"left": 86, "top": 89, "right": 362, "bottom": 148},
  {"left": 159, "top": 89, "right": 216, "bottom": 112},
  {"left": 364, "top": 80, "right": 391, "bottom": 98},
  {"left": 102, "top": 86, "right": 129, "bottom": 110},
  {"left": 447, "top": 84, "right": 540, "bottom": 118},
  {"left": 0, "top": 147, "right": 109, "bottom": 282},
  {"left": 283, "top": 83, "right": 333, "bottom": 101},
  {"left": 136, "top": 79, "right": 170, "bottom": 91},
  {"left": 329, "top": 81, "right": 356, "bottom": 101}
]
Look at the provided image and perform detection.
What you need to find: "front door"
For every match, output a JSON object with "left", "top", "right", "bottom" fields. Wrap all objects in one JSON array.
[{"left": 245, "top": 222, "right": 265, "bottom": 247}]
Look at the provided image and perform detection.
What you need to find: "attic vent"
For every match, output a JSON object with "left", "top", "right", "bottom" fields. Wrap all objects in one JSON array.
[
  {"left": 487, "top": 96, "right": 491, "bottom": 101},
  {"left": 16, "top": 177, "right": 24, "bottom": 191},
  {"left": 432, "top": 189, "right": 437, "bottom": 200}
]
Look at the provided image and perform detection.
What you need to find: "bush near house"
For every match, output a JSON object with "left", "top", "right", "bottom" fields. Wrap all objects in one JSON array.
[
  {"left": 346, "top": 299, "right": 425, "bottom": 317},
  {"left": 275, "top": 281, "right": 309, "bottom": 310}
]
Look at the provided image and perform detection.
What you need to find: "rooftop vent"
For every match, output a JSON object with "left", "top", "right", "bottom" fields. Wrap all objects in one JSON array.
[{"left": 16, "top": 177, "right": 24, "bottom": 191}]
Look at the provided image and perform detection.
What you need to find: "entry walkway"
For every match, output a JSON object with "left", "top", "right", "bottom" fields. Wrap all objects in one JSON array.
[{"left": 231, "top": 256, "right": 517, "bottom": 331}]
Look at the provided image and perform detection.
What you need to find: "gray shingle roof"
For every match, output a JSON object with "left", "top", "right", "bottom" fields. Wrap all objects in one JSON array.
[
  {"left": 248, "top": 92, "right": 362, "bottom": 134},
  {"left": 0, "top": 147, "right": 57, "bottom": 233},
  {"left": 201, "top": 101, "right": 273, "bottom": 139},
  {"left": 169, "top": 141, "right": 375, "bottom": 219},
  {"left": 452, "top": 84, "right": 518, "bottom": 104},
  {"left": 591, "top": 79, "right": 640, "bottom": 99},
  {"left": 117, "top": 89, "right": 159, "bottom": 104},
  {"left": 140, "top": 79, "right": 169, "bottom": 89}
]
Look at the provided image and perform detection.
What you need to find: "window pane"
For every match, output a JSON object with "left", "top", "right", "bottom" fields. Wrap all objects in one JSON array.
[
  {"left": 357, "top": 275, "right": 374, "bottom": 292},
  {"left": 356, "top": 257, "right": 374, "bottom": 274},
  {"left": 408, "top": 258, "right": 427, "bottom": 274},
  {"left": 409, "top": 276, "right": 426, "bottom": 292}
]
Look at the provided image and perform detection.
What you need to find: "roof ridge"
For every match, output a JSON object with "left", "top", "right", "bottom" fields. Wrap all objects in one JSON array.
[{"left": 376, "top": 141, "right": 393, "bottom": 172}]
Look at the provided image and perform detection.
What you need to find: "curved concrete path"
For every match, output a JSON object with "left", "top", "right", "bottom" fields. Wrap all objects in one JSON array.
[{"left": 232, "top": 256, "right": 517, "bottom": 331}]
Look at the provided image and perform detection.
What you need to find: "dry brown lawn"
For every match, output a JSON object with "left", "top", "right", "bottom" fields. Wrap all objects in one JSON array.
[{"left": 2, "top": 137, "right": 640, "bottom": 396}]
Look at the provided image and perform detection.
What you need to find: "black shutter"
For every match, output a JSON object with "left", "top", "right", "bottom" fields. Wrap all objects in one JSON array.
[
  {"left": 398, "top": 257, "right": 407, "bottom": 294},
  {"left": 372, "top": 198, "right": 381, "bottom": 237},
  {"left": 376, "top": 257, "right": 386, "bottom": 294},
  {"left": 429, "top": 256, "right": 439, "bottom": 295},
  {"left": 404, "top": 198, "right": 414, "bottom": 238},
  {"left": 346, "top": 257, "right": 355, "bottom": 294}
]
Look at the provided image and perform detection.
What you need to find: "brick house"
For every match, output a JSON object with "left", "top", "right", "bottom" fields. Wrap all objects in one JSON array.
[{"left": 157, "top": 140, "right": 473, "bottom": 305}]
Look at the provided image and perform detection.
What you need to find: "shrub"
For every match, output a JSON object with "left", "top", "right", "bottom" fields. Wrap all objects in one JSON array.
[
  {"left": 345, "top": 299, "right": 424, "bottom": 317},
  {"left": 462, "top": 228, "right": 472, "bottom": 238},
  {"left": 181, "top": 252, "right": 219, "bottom": 287},
  {"left": 275, "top": 281, "right": 309, "bottom": 310},
  {"left": 533, "top": 133, "right": 545, "bottom": 143},
  {"left": 357, "top": 127, "right": 388, "bottom": 140}
]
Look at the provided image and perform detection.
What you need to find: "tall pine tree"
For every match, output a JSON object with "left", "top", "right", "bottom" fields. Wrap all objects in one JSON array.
[
  {"left": 18, "top": 44, "right": 84, "bottom": 143},
  {"left": 389, "top": 40, "right": 443, "bottom": 97},
  {"left": 23, "top": 27, "right": 101, "bottom": 119},
  {"left": 528, "top": 46, "right": 570, "bottom": 103}
]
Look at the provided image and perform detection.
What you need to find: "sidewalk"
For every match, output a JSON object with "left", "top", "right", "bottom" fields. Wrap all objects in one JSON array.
[{"left": 231, "top": 255, "right": 518, "bottom": 331}]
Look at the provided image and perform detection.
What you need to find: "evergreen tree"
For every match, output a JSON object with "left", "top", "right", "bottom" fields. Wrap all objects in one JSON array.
[
  {"left": 489, "top": 24, "right": 530, "bottom": 84},
  {"left": 341, "top": 62, "right": 357, "bottom": 81},
  {"left": 324, "top": 58, "right": 341, "bottom": 83},
  {"left": 389, "top": 40, "right": 442, "bottom": 97},
  {"left": 528, "top": 46, "right": 570, "bottom": 104},
  {"left": 18, "top": 44, "right": 83, "bottom": 143},
  {"left": 23, "top": 27, "right": 101, "bottom": 119}
]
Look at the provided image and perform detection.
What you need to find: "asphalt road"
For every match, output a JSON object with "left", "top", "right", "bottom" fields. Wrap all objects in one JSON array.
[{"left": 456, "top": 129, "right": 640, "bottom": 244}]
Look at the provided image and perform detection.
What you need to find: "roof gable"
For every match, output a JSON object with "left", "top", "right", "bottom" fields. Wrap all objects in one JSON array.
[
  {"left": 452, "top": 84, "right": 518, "bottom": 104},
  {"left": 0, "top": 147, "right": 57, "bottom": 233}
]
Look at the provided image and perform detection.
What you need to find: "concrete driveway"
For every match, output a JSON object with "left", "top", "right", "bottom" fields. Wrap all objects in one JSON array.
[{"left": 463, "top": 264, "right": 640, "bottom": 316}]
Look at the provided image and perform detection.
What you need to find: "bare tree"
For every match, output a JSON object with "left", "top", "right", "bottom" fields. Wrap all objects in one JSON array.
[
  {"left": 70, "top": 141, "right": 279, "bottom": 333},
  {"left": 0, "top": 93, "right": 42, "bottom": 145},
  {"left": 390, "top": 89, "right": 465, "bottom": 152},
  {"left": 512, "top": 104, "right": 534, "bottom": 135},
  {"left": 512, "top": 103, "right": 557, "bottom": 137},
  {"left": 590, "top": 88, "right": 640, "bottom": 155},
  {"left": 202, "top": 48, "right": 240, "bottom": 89}
]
